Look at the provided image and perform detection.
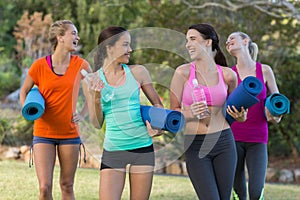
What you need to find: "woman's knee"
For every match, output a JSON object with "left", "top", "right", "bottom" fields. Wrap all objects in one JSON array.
[
  {"left": 60, "top": 180, "right": 74, "bottom": 193},
  {"left": 39, "top": 183, "right": 52, "bottom": 197}
]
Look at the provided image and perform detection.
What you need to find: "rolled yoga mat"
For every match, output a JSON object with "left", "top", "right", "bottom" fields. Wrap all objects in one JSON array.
[
  {"left": 265, "top": 93, "right": 290, "bottom": 116},
  {"left": 140, "top": 105, "right": 185, "bottom": 133},
  {"left": 22, "top": 87, "right": 45, "bottom": 121},
  {"left": 225, "top": 76, "right": 263, "bottom": 125}
]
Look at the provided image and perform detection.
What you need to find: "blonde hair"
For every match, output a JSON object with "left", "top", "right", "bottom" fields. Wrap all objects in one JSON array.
[
  {"left": 48, "top": 20, "right": 74, "bottom": 50},
  {"left": 237, "top": 32, "right": 258, "bottom": 61}
]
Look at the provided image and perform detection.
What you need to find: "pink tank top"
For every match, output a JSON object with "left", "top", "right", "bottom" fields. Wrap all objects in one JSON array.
[
  {"left": 231, "top": 62, "right": 268, "bottom": 144},
  {"left": 182, "top": 62, "right": 228, "bottom": 107}
]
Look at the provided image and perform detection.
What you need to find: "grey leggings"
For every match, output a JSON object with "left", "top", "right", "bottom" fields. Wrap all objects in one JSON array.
[
  {"left": 233, "top": 142, "right": 267, "bottom": 200},
  {"left": 184, "top": 129, "right": 237, "bottom": 200}
]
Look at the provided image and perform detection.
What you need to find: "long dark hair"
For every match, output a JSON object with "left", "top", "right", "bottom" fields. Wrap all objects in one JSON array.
[
  {"left": 94, "top": 26, "right": 127, "bottom": 71},
  {"left": 189, "top": 23, "right": 227, "bottom": 67}
]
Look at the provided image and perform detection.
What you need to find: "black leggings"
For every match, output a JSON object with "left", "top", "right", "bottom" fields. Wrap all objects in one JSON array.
[
  {"left": 233, "top": 142, "right": 267, "bottom": 200},
  {"left": 184, "top": 129, "right": 237, "bottom": 200}
]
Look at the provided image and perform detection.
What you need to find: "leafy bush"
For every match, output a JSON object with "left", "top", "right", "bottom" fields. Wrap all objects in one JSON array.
[
  {"left": 0, "top": 108, "right": 33, "bottom": 146},
  {"left": 0, "top": 55, "right": 20, "bottom": 99}
]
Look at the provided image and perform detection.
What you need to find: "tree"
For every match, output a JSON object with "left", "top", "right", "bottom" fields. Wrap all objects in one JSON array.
[
  {"left": 5, "top": 11, "right": 53, "bottom": 102},
  {"left": 13, "top": 11, "right": 53, "bottom": 69}
]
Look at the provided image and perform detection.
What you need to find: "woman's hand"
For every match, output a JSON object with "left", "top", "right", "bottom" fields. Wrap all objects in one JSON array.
[
  {"left": 146, "top": 120, "right": 164, "bottom": 137},
  {"left": 265, "top": 107, "right": 282, "bottom": 123},
  {"left": 190, "top": 102, "right": 208, "bottom": 119},
  {"left": 82, "top": 70, "right": 104, "bottom": 93},
  {"left": 226, "top": 105, "right": 248, "bottom": 122},
  {"left": 71, "top": 112, "right": 83, "bottom": 123}
]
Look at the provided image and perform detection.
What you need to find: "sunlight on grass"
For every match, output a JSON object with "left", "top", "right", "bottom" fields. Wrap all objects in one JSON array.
[{"left": 0, "top": 160, "right": 299, "bottom": 200}]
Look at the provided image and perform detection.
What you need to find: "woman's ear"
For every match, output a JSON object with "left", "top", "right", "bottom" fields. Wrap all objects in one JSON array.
[
  {"left": 57, "top": 35, "right": 64, "bottom": 43},
  {"left": 243, "top": 38, "right": 249, "bottom": 46},
  {"left": 206, "top": 39, "right": 212, "bottom": 47},
  {"left": 106, "top": 45, "right": 112, "bottom": 55}
]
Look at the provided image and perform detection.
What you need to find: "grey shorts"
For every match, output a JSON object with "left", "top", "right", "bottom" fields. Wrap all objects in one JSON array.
[{"left": 100, "top": 144, "right": 155, "bottom": 170}]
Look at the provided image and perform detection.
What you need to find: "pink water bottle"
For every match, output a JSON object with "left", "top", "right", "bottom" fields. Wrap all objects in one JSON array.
[{"left": 192, "top": 79, "right": 210, "bottom": 119}]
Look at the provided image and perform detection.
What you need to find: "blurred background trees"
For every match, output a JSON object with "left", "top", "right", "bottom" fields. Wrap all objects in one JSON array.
[{"left": 0, "top": 0, "right": 299, "bottom": 158}]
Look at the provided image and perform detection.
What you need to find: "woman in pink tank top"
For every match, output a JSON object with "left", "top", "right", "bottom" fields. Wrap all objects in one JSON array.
[
  {"left": 170, "top": 23, "right": 246, "bottom": 200},
  {"left": 226, "top": 31, "right": 282, "bottom": 200}
]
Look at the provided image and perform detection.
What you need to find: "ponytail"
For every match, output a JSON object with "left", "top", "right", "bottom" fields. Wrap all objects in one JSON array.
[
  {"left": 249, "top": 42, "right": 258, "bottom": 61},
  {"left": 214, "top": 45, "right": 228, "bottom": 67}
]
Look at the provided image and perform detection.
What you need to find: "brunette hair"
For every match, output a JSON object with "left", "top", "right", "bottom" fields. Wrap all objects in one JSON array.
[
  {"left": 94, "top": 26, "right": 127, "bottom": 70},
  {"left": 189, "top": 23, "right": 228, "bottom": 66}
]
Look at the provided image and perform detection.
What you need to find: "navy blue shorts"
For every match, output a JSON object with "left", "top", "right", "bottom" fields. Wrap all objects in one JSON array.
[
  {"left": 32, "top": 136, "right": 82, "bottom": 146},
  {"left": 100, "top": 144, "right": 155, "bottom": 170}
]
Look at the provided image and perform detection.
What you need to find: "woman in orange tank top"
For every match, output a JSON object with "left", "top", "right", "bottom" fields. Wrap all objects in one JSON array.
[{"left": 20, "top": 20, "right": 90, "bottom": 200}]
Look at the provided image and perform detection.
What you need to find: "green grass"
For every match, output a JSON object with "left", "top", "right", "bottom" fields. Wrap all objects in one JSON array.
[{"left": 0, "top": 160, "right": 299, "bottom": 200}]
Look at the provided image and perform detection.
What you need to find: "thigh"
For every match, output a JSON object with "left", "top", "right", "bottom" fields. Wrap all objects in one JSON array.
[
  {"left": 185, "top": 146, "right": 220, "bottom": 200},
  {"left": 57, "top": 144, "right": 80, "bottom": 182},
  {"left": 213, "top": 130, "right": 237, "bottom": 200},
  {"left": 246, "top": 143, "right": 267, "bottom": 196},
  {"left": 33, "top": 143, "right": 56, "bottom": 184},
  {"left": 246, "top": 143, "right": 267, "bottom": 175},
  {"left": 233, "top": 142, "right": 247, "bottom": 199},
  {"left": 235, "top": 142, "right": 246, "bottom": 172},
  {"left": 100, "top": 169, "right": 126, "bottom": 200},
  {"left": 129, "top": 165, "right": 154, "bottom": 200}
]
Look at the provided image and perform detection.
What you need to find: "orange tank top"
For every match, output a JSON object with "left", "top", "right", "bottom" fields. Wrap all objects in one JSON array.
[{"left": 28, "top": 55, "right": 89, "bottom": 139}]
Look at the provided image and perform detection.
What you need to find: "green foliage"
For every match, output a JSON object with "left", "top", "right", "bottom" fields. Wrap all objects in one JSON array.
[
  {"left": 0, "top": 72, "right": 20, "bottom": 98},
  {"left": 0, "top": 116, "right": 33, "bottom": 146},
  {"left": 0, "top": 55, "right": 20, "bottom": 98},
  {"left": 268, "top": 52, "right": 300, "bottom": 157},
  {"left": 0, "top": 119, "right": 9, "bottom": 144}
]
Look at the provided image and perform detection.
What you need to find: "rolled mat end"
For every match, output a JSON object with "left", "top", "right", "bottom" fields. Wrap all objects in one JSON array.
[
  {"left": 265, "top": 93, "right": 290, "bottom": 116},
  {"left": 140, "top": 105, "right": 185, "bottom": 133},
  {"left": 22, "top": 88, "right": 45, "bottom": 121}
]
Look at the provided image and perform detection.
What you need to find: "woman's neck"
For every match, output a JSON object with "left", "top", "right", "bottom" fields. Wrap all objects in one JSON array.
[
  {"left": 193, "top": 58, "right": 216, "bottom": 73},
  {"left": 102, "top": 60, "right": 123, "bottom": 74},
  {"left": 236, "top": 53, "right": 255, "bottom": 70},
  {"left": 52, "top": 49, "right": 71, "bottom": 67}
]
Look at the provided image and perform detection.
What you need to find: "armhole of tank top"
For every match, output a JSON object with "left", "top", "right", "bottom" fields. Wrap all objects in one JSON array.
[
  {"left": 256, "top": 62, "right": 265, "bottom": 84},
  {"left": 256, "top": 62, "right": 262, "bottom": 76},
  {"left": 123, "top": 64, "right": 141, "bottom": 88}
]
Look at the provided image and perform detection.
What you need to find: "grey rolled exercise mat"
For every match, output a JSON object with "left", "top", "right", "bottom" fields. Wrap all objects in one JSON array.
[
  {"left": 140, "top": 105, "right": 185, "bottom": 133},
  {"left": 225, "top": 76, "right": 263, "bottom": 125},
  {"left": 22, "top": 87, "right": 45, "bottom": 121},
  {"left": 265, "top": 93, "right": 290, "bottom": 116}
]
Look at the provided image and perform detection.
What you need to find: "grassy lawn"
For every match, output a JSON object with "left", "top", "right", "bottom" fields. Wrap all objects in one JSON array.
[{"left": 0, "top": 160, "right": 299, "bottom": 200}]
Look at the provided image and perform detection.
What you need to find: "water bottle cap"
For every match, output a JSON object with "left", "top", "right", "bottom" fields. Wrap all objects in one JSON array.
[{"left": 192, "top": 79, "right": 198, "bottom": 87}]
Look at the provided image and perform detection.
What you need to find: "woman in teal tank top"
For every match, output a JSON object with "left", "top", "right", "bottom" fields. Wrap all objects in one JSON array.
[{"left": 83, "top": 26, "right": 163, "bottom": 200}]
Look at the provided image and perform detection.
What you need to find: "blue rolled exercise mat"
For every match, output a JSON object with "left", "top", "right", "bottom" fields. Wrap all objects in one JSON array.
[
  {"left": 225, "top": 76, "right": 263, "bottom": 125},
  {"left": 265, "top": 93, "right": 290, "bottom": 116},
  {"left": 140, "top": 105, "right": 185, "bottom": 133},
  {"left": 22, "top": 87, "right": 45, "bottom": 121}
]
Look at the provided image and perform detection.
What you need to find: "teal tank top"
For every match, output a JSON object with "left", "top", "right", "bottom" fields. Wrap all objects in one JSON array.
[{"left": 98, "top": 64, "right": 152, "bottom": 151}]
